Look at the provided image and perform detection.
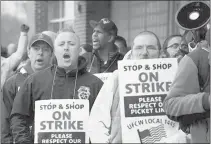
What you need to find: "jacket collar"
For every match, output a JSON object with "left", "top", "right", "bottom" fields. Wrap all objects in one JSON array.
[
  {"left": 123, "top": 50, "right": 132, "bottom": 60},
  {"left": 94, "top": 43, "right": 121, "bottom": 62},
  {"left": 19, "top": 60, "right": 34, "bottom": 75},
  {"left": 56, "top": 56, "right": 88, "bottom": 77}
]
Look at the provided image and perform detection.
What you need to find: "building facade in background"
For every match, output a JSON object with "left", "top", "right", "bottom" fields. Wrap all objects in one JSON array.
[
  {"left": 35, "top": 1, "right": 48, "bottom": 33},
  {"left": 72, "top": 1, "right": 188, "bottom": 46},
  {"left": 46, "top": 1, "right": 192, "bottom": 46},
  {"left": 2, "top": 1, "right": 208, "bottom": 48},
  {"left": 1, "top": 1, "right": 35, "bottom": 47}
]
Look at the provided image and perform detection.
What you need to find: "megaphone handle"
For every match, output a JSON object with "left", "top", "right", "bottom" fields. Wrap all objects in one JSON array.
[
  {"left": 193, "top": 30, "right": 200, "bottom": 43},
  {"left": 182, "top": 30, "right": 191, "bottom": 41}
]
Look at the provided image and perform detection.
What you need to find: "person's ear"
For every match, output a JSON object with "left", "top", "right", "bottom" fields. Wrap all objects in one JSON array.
[
  {"left": 51, "top": 54, "right": 57, "bottom": 65},
  {"left": 50, "top": 50, "right": 53, "bottom": 57},
  {"left": 79, "top": 47, "right": 83, "bottom": 55},
  {"left": 108, "top": 35, "right": 115, "bottom": 43}
]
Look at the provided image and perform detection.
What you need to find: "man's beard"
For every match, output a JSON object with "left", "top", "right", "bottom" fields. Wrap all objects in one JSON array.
[
  {"left": 173, "top": 50, "right": 185, "bottom": 63},
  {"left": 135, "top": 55, "right": 148, "bottom": 59}
]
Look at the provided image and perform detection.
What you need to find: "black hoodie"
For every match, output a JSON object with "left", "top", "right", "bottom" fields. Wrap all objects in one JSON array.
[{"left": 10, "top": 56, "right": 103, "bottom": 143}]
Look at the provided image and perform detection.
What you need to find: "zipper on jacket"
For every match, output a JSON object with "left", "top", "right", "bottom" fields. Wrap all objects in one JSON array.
[{"left": 65, "top": 73, "right": 71, "bottom": 99}]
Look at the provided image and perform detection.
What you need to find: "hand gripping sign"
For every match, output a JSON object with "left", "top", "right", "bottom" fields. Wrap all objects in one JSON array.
[
  {"left": 34, "top": 99, "right": 89, "bottom": 143},
  {"left": 118, "top": 58, "right": 185, "bottom": 143}
]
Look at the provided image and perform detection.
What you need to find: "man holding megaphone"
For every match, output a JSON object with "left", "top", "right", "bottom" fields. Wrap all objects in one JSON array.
[{"left": 163, "top": 1, "right": 210, "bottom": 143}]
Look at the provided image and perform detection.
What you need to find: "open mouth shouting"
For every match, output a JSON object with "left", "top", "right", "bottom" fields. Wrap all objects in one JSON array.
[
  {"left": 36, "top": 58, "right": 44, "bottom": 64},
  {"left": 92, "top": 39, "right": 99, "bottom": 46},
  {"left": 63, "top": 53, "right": 71, "bottom": 61},
  {"left": 92, "top": 38, "right": 101, "bottom": 50}
]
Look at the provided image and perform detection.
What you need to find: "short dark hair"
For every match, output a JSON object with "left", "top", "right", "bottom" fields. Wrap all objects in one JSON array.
[
  {"left": 160, "top": 35, "right": 183, "bottom": 58},
  {"left": 115, "top": 36, "right": 127, "bottom": 47}
]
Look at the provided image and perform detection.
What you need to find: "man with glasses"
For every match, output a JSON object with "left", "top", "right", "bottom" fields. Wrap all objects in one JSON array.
[
  {"left": 2, "top": 33, "right": 54, "bottom": 143},
  {"left": 160, "top": 35, "right": 189, "bottom": 63}
]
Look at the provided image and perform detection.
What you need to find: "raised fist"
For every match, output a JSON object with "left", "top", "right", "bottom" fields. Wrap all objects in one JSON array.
[{"left": 21, "top": 24, "right": 29, "bottom": 33}]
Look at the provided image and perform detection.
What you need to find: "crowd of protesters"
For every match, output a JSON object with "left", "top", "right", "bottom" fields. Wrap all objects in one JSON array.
[{"left": 1, "top": 11, "right": 210, "bottom": 144}]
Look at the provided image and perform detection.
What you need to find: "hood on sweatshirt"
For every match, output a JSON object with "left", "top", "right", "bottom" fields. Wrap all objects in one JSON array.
[
  {"left": 49, "top": 56, "right": 88, "bottom": 99},
  {"left": 123, "top": 50, "right": 132, "bottom": 60},
  {"left": 55, "top": 56, "right": 88, "bottom": 77}
]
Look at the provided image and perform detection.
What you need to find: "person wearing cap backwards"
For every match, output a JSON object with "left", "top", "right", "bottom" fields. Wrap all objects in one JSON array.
[
  {"left": 1, "top": 33, "right": 54, "bottom": 143},
  {"left": 89, "top": 18, "right": 124, "bottom": 73},
  {"left": 10, "top": 28, "right": 103, "bottom": 143},
  {"left": 88, "top": 31, "right": 167, "bottom": 143}
]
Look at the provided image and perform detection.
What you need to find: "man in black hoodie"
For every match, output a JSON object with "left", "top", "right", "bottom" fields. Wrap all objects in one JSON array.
[
  {"left": 2, "top": 33, "right": 54, "bottom": 143},
  {"left": 10, "top": 28, "right": 103, "bottom": 143},
  {"left": 89, "top": 18, "right": 124, "bottom": 73}
]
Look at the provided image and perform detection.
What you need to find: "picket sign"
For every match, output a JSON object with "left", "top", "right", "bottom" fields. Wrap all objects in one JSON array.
[
  {"left": 94, "top": 73, "right": 112, "bottom": 83},
  {"left": 34, "top": 99, "right": 89, "bottom": 143},
  {"left": 118, "top": 58, "right": 186, "bottom": 143}
]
